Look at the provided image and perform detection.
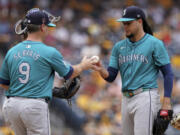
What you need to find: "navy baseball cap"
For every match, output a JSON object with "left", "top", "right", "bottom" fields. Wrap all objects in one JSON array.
[
  {"left": 117, "top": 6, "right": 146, "bottom": 22},
  {"left": 25, "top": 8, "right": 56, "bottom": 27}
]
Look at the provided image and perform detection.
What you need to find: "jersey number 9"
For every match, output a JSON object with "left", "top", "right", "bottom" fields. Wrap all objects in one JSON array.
[{"left": 19, "top": 62, "right": 30, "bottom": 84}]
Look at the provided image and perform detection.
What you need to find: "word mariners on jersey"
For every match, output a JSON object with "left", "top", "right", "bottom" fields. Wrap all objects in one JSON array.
[{"left": 118, "top": 54, "right": 148, "bottom": 64}]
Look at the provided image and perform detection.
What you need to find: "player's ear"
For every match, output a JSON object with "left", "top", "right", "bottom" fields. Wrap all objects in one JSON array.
[
  {"left": 137, "top": 19, "right": 143, "bottom": 24},
  {"left": 40, "top": 24, "right": 46, "bottom": 32}
]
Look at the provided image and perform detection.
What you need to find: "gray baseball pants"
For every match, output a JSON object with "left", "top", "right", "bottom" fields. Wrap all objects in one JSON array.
[
  {"left": 121, "top": 88, "right": 161, "bottom": 135},
  {"left": 2, "top": 97, "right": 50, "bottom": 135}
]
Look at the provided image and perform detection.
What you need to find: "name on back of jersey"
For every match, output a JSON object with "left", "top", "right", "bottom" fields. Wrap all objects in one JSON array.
[{"left": 13, "top": 49, "right": 40, "bottom": 61}]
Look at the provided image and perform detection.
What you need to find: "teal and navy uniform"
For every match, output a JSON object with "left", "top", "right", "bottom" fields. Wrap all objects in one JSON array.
[
  {"left": 109, "top": 6, "right": 174, "bottom": 135},
  {"left": 0, "top": 40, "right": 72, "bottom": 99},
  {"left": 108, "top": 34, "right": 170, "bottom": 91},
  {"left": 104, "top": 33, "right": 173, "bottom": 135}
]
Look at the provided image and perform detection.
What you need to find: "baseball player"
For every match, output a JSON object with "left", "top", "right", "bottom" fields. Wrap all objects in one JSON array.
[
  {"left": 0, "top": 8, "right": 95, "bottom": 135},
  {"left": 92, "top": 6, "right": 174, "bottom": 135}
]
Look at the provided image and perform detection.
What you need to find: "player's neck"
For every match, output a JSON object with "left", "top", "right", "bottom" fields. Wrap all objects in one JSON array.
[
  {"left": 26, "top": 33, "right": 43, "bottom": 42},
  {"left": 130, "top": 30, "right": 145, "bottom": 42}
]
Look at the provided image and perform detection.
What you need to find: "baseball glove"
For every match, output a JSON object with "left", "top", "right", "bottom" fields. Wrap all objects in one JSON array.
[
  {"left": 53, "top": 76, "right": 81, "bottom": 99},
  {"left": 153, "top": 109, "right": 173, "bottom": 135},
  {"left": 171, "top": 112, "right": 180, "bottom": 130}
]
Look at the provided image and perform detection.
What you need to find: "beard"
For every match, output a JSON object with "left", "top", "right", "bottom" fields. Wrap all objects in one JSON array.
[{"left": 126, "top": 33, "right": 134, "bottom": 39}]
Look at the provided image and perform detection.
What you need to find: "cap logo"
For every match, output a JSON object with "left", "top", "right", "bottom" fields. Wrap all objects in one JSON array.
[
  {"left": 123, "top": 9, "right": 126, "bottom": 16},
  {"left": 137, "top": 14, "right": 141, "bottom": 18}
]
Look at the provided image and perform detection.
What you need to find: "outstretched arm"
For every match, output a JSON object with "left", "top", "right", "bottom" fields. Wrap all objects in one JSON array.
[
  {"left": 62, "top": 56, "right": 96, "bottom": 80},
  {"left": 92, "top": 61, "right": 118, "bottom": 83},
  {"left": 70, "top": 56, "right": 95, "bottom": 79}
]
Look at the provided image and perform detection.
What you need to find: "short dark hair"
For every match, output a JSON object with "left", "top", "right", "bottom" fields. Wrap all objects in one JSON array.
[
  {"left": 20, "top": 20, "right": 41, "bottom": 39},
  {"left": 27, "top": 24, "right": 41, "bottom": 33}
]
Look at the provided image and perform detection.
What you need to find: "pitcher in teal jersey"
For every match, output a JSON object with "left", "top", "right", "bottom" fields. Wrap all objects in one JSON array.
[
  {"left": 92, "top": 6, "right": 174, "bottom": 135},
  {"left": 0, "top": 8, "right": 95, "bottom": 135}
]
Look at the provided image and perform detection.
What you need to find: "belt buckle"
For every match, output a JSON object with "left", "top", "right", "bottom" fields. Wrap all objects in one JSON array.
[
  {"left": 123, "top": 91, "right": 134, "bottom": 98},
  {"left": 128, "top": 92, "right": 134, "bottom": 97}
]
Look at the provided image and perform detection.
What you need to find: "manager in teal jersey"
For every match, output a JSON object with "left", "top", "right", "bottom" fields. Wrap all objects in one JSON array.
[
  {"left": 0, "top": 8, "right": 95, "bottom": 135},
  {"left": 92, "top": 6, "right": 174, "bottom": 135}
]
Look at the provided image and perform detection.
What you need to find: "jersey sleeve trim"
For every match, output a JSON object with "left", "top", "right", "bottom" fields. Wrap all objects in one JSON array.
[
  {"left": 0, "top": 77, "right": 10, "bottom": 85},
  {"left": 64, "top": 66, "right": 74, "bottom": 80},
  {"left": 104, "top": 66, "right": 118, "bottom": 82}
]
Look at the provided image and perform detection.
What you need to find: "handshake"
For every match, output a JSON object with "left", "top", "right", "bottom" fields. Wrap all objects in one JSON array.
[
  {"left": 80, "top": 55, "right": 102, "bottom": 72},
  {"left": 90, "top": 55, "right": 100, "bottom": 64},
  {"left": 52, "top": 55, "right": 104, "bottom": 103}
]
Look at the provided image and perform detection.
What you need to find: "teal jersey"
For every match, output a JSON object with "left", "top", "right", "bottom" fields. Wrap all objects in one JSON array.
[
  {"left": 0, "top": 40, "right": 71, "bottom": 99},
  {"left": 109, "top": 34, "right": 170, "bottom": 91}
]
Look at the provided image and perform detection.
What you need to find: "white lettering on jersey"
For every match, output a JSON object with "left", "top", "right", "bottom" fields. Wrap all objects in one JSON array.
[
  {"left": 14, "top": 50, "right": 40, "bottom": 60},
  {"left": 119, "top": 54, "right": 148, "bottom": 64},
  {"left": 19, "top": 62, "right": 30, "bottom": 84}
]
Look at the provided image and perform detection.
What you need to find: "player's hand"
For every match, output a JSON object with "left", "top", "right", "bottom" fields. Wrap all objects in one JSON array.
[
  {"left": 91, "top": 61, "right": 103, "bottom": 72},
  {"left": 80, "top": 56, "right": 95, "bottom": 70},
  {"left": 91, "top": 60, "right": 109, "bottom": 79},
  {"left": 161, "top": 97, "right": 172, "bottom": 110}
]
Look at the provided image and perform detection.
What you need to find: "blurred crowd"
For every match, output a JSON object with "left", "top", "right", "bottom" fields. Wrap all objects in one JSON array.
[{"left": 0, "top": 0, "right": 180, "bottom": 135}]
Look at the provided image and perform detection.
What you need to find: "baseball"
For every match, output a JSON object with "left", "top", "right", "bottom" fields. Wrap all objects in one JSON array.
[{"left": 91, "top": 56, "right": 100, "bottom": 64}]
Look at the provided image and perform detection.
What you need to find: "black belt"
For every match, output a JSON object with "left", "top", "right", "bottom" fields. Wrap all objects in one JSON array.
[{"left": 7, "top": 96, "right": 49, "bottom": 103}]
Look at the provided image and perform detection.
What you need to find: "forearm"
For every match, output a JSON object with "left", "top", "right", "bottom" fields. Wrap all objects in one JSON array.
[
  {"left": 99, "top": 67, "right": 109, "bottom": 79},
  {"left": 71, "top": 64, "right": 84, "bottom": 78},
  {"left": 162, "top": 76, "right": 173, "bottom": 109},
  {"left": 68, "top": 56, "right": 94, "bottom": 79},
  {"left": 162, "top": 97, "right": 172, "bottom": 110},
  {"left": 95, "top": 66, "right": 119, "bottom": 83},
  {"left": 160, "top": 64, "right": 173, "bottom": 110},
  {"left": 163, "top": 72, "right": 173, "bottom": 98}
]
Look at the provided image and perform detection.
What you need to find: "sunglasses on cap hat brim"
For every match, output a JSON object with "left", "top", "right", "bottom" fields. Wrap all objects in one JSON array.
[
  {"left": 42, "top": 10, "right": 61, "bottom": 27},
  {"left": 26, "top": 8, "right": 61, "bottom": 27}
]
